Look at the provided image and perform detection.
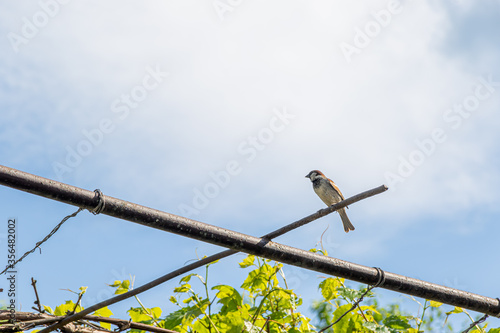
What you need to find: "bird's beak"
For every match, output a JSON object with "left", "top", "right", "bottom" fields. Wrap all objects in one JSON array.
[{"left": 305, "top": 175, "right": 309, "bottom": 178}]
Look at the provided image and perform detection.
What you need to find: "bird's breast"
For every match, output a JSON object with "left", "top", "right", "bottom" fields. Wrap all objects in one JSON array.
[{"left": 312, "top": 179, "right": 342, "bottom": 206}]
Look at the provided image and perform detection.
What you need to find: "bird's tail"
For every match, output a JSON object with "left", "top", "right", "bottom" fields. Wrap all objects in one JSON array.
[{"left": 339, "top": 208, "right": 355, "bottom": 233}]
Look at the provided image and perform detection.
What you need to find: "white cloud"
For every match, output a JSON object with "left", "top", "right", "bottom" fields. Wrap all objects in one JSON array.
[
  {"left": 2, "top": 1, "right": 498, "bottom": 215},
  {"left": 1, "top": 1, "right": 500, "bottom": 321}
]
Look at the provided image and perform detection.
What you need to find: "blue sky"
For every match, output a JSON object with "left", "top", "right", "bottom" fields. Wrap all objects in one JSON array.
[{"left": 1, "top": 0, "right": 499, "bottom": 329}]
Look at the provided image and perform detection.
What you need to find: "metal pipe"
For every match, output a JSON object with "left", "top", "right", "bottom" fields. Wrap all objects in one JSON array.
[{"left": 1, "top": 165, "right": 499, "bottom": 317}]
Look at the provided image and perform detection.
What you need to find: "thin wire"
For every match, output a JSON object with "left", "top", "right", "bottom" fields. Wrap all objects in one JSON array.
[
  {"left": 318, "top": 267, "right": 386, "bottom": 333},
  {"left": 461, "top": 314, "right": 488, "bottom": 333},
  {"left": 0, "top": 189, "right": 106, "bottom": 275},
  {"left": 0, "top": 207, "right": 84, "bottom": 275}
]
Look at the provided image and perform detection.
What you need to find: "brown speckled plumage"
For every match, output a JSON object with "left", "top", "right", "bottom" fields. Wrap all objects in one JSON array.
[{"left": 306, "top": 170, "right": 355, "bottom": 233}]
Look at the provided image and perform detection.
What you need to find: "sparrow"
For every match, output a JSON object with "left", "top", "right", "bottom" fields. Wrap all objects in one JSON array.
[{"left": 305, "top": 170, "right": 355, "bottom": 233}]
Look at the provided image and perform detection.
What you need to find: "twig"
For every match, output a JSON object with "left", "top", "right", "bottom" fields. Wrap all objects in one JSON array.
[
  {"left": 258, "top": 317, "right": 270, "bottom": 333},
  {"left": 71, "top": 292, "right": 85, "bottom": 315},
  {"left": 31, "top": 278, "right": 43, "bottom": 313},
  {"left": 262, "top": 185, "right": 388, "bottom": 240}
]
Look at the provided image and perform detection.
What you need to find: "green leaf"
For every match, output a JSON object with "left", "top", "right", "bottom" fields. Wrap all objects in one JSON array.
[
  {"left": 92, "top": 308, "right": 113, "bottom": 331},
  {"left": 239, "top": 255, "right": 255, "bottom": 268},
  {"left": 54, "top": 301, "right": 81, "bottom": 316},
  {"left": 111, "top": 280, "right": 131, "bottom": 295},
  {"left": 162, "top": 307, "right": 190, "bottom": 329},
  {"left": 43, "top": 305, "right": 54, "bottom": 314},
  {"left": 191, "top": 317, "right": 211, "bottom": 333},
  {"left": 109, "top": 280, "right": 122, "bottom": 287},
  {"left": 169, "top": 296, "right": 178, "bottom": 305},
  {"left": 163, "top": 301, "right": 207, "bottom": 330},
  {"left": 309, "top": 248, "right": 328, "bottom": 256},
  {"left": 331, "top": 304, "right": 364, "bottom": 332},
  {"left": 93, "top": 306, "right": 113, "bottom": 317},
  {"left": 337, "top": 286, "right": 369, "bottom": 301},
  {"left": 96, "top": 309, "right": 113, "bottom": 331},
  {"left": 212, "top": 284, "right": 243, "bottom": 313},
  {"left": 318, "top": 278, "right": 341, "bottom": 301},
  {"left": 174, "top": 284, "right": 191, "bottom": 293},
  {"left": 210, "top": 312, "right": 246, "bottom": 333},
  {"left": 128, "top": 307, "right": 152, "bottom": 323},
  {"left": 99, "top": 322, "right": 111, "bottom": 330},
  {"left": 363, "top": 321, "right": 392, "bottom": 332},
  {"left": 180, "top": 274, "right": 196, "bottom": 283},
  {"left": 360, "top": 304, "right": 380, "bottom": 315},
  {"left": 241, "top": 262, "right": 278, "bottom": 294},
  {"left": 487, "top": 328, "right": 500, "bottom": 333},
  {"left": 150, "top": 307, "right": 162, "bottom": 319},
  {"left": 182, "top": 295, "right": 195, "bottom": 304},
  {"left": 446, "top": 306, "right": 463, "bottom": 315},
  {"left": 299, "top": 316, "right": 314, "bottom": 332},
  {"left": 267, "top": 288, "right": 295, "bottom": 311},
  {"left": 429, "top": 300, "right": 443, "bottom": 308},
  {"left": 79, "top": 286, "right": 88, "bottom": 294},
  {"left": 383, "top": 314, "right": 412, "bottom": 330},
  {"left": 129, "top": 306, "right": 162, "bottom": 320}
]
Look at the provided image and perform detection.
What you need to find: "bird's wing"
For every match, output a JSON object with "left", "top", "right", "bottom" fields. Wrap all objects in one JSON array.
[
  {"left": 327, "top": 178, "right": 348, "bottom": 208},
  {"left": 327, "top": 178, "right": 345, "bottom": 200}
]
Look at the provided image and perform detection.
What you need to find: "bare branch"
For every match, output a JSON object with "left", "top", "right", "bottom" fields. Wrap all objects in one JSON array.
[
  {"left": 31, "top": 278, "right": 43, "bottom": 313},
  {"left": 0, "top": 311, "right": 178, "bottom": 333}
]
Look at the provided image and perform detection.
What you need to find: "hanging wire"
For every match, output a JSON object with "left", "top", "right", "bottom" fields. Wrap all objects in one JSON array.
[
  {"left": 0, "top": 207, "right": 84, "bottom": 275},
  {"left": 319, "top": 268, "right": 386, "bottom": 333},
  {"left": 461, "top": 314, "right": 489, "bottom": 333},
  {"left": 0, "top": 189, "right": 106, "bottom": 275}
]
